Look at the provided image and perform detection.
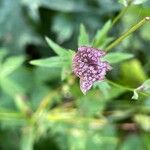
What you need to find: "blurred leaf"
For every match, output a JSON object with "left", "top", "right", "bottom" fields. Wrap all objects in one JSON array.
[
  {"left": 14, "top": 95, "right": 31, "bottom": 116},
  {"left": 93, "top": 81, "right": 111, "bottom": 98},
  {"left": 52, "top": 14, "right": 73, "bottom": 43},
  {"left": 132, "top": 79, "right": 150, "bottom": 100},
  {"left": 92, "top": 20, "right": 111, "bottom": 48},
  {"left": 22, "top": 0, "right": 94, "bottom": 20},
  {"left": 102, "top": 52, "right": 134, "bottom": 64},
  {"left": 100, "top": 37, "right": 114, "bottom": 49},
  {"left": 30, "top": 56, "right": 70, "bottom": 68},
  {"left": 120, "top": 134, "right": 144, "bottom": 150},
  {"left": 0, "top": 56, "right": 25, "bottom": 77},
  {"left": 0, "top": 0, "right": 41, "bottom": 52},
  {"left": 78, "top": 24, "right": 89, "bottom": 47},
  {"left": 20, "top": 126, "right": 34, "bottom": 150},
  {"left": 142, "top": 133, "right": 150, "bottom": 150},
  {"left": 0, "top": 77, "right": 24, "bottom": 97},
  {"left": 0, "top": 48, "right": 8, "bottom": 62},
  {"left": 132, "top": 89, "right": 139, "bottom": 99},
  {"left": 0, "top": 111, "right": 25, "bottom": 125},
  {"left": 45, "top": 37, "right": 68, "bottom": 56},
  {"left": 120, "top": 59, "right": 147, "bottom": 86},
  {"left": 61, "top": 66, "right": 72, "bottom": 81},
  {"left": 119, "top": 0, "right": 148, "bottom": 6},
  {"left": 134, "top": 114, "right": 150, "bottom": 131},
  {"left": 34, "top": 67, "right": 61, "bottom": 83}
]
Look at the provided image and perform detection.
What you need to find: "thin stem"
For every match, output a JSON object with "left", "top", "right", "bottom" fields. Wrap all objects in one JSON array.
[
  {"left": 112, "top": 6, "right": 130, "bottom": 27},
  {"left": 107, "top": 79, "right": 150, "bottom": 97},
  {"left": 105, "top": 17, "right": 150, "bottom": 51}
]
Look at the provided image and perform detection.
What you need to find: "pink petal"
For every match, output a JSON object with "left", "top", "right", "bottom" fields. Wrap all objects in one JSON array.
[{"left": 80, "top": 79, "right": 93, "bottom": 94}]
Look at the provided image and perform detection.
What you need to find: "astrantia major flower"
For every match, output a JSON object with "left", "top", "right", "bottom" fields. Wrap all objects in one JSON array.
[{"left": 73, "top": 46, "right": 112, "bottom": 94}]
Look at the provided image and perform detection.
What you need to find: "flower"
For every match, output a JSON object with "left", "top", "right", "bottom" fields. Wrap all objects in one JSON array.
[{"left": 72, "top": 46, "right": 112, "bottom": 94}]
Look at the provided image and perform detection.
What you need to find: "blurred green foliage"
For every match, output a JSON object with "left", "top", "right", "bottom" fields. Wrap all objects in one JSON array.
[{"left": 0, "top": 0, "right": 150, "bottom": 150}]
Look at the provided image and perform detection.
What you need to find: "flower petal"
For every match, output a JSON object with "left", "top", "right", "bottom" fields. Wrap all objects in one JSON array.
[{"left": 80, "top": 79, "right": 93, "bottom": 94}]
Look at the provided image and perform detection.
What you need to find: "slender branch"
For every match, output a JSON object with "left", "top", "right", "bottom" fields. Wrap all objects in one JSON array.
[
  {"left": 105, "top": 17, "right": 150, "bottom": 51},
  {"left": 107, "top": 79, "right": 150, "bottom": 97},
  {"left": 112, "top": 6, "right": 130, "bottom": 27}
]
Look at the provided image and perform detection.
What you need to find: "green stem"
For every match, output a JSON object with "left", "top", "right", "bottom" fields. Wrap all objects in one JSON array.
[
  {"left": 107, "top": 79, "right": 150, "bottom": 97},
  {"left": 112, "top": 6, "right": 130, "bottom": 27},
  {"left": 105, "top": 17, "right": 150, "bottom": 51}
]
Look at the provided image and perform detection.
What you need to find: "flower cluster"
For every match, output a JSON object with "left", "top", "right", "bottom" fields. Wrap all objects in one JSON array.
[{"left": 73, "top": 46, "right": 112, "bottom": 94}]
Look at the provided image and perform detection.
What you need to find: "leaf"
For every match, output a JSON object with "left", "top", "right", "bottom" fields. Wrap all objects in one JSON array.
[
  {"left": 0, "top": 77, "right": 24, "bottom": 97},
  {"left": 121, "top": 59, "right": 147, "bottom": 87},
  {"left": 52, "top": 14, "right": 73, "bottom": 43},
  {"left": 0, "top": 56, "right": 25, "bottom": 77},
  {"left": 0, "top": 48, "right": 8, "bottom": 62},
  {"left": 102, "top": 52, "right": 134, "bottom": 64},
  {"left": 0, "top": 0, "right": 41, "bottom": 52},
  {"left": 22, "top": 0, "right": 93, "bottom": 21},
  {"left": 78, "top": 24, "right": 89, "bottom": 47},
  {"left": 61, "top": 66, "right": 72, "bottom": 81},
  {"left": 14, "top": 95, "right": 31, "bottom": 115},
  {"left": 132, "top": 79, "right": 150, "bottom": 100},
  {"left": 120, "top": 134, "right": 143, "bottom": 150},
  {"left": 93, "top": 81, "right": 111, "bottom": 98},
  {"left": 132, "top": 89, "right": 139, "bottom": 100},
  {"left": 45, "top": 37, "right": 67, "bottom": 56},
  {"left": 30, "top": 56, "right": 70, "bottom": 68},
  {"left": 92, "top": 20, "right": 111, "bottom": 48},
  {"left": 134, "top": 114, "right": 150, "bottom": 131},
  {"left": 20, "top": 126, "right": 34, "bottom": 150},
  {"left": 119, "top": 0, "right": 148, "bottom": 6}
]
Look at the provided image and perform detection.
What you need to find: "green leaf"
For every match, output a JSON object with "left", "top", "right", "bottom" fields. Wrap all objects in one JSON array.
[
  {"left": 0, "top": 0, "right": 41, "bottom": 52},
  {"left": 45, "top": 37, "right": 67, "bottom": 56},
  {"left": 0, "top": 48, "right": 8, "bottom": 62},
  {"left": 22, "top": 0, "right": 93, "bottom": 21},
  {"left": 120, "top": 59, "right": 147, "bottom": 87},
  {"left": 102, "top": 52, "right": 134, "bottom": 64},
  {"left": 52, "top": 14, "right": 73, "bottom": 43},
  {"left": 78, "top": 24, "right": 89, "bottom": 47},
  {"left": 0, "top": 56, "right": 25, "bottom": 77},
  {"left": 0, "top": 77, "right": 24, "bottom": 97},
  {"left": 132, "top": 89, "right": 139, "bottom": 99},
  {"left": 20, "top": 126, "right": 34, "bottom": 150},
  {"left": 14, "top": 95, "right": 31, "bottom": 115},
  {"left": 120, "top": 134, "right": 143, "bottom": 150},
  {"left": 92, "top": 20, "right": 111, "bottom": 48},
  {"left": 61, "top": 66, "right": 72, "bottom": 81},
  {"left": 132, "top": 79, "right": 150, "bottom": 100},
  {"left": 119, "top": 0, "right": 148, "bottom": 6},
  {"left": 30, "top": 56, "right": 70, "bottom": 68},
  {"left": 134, "top": 114, "right": 150, "bottom": 131}
]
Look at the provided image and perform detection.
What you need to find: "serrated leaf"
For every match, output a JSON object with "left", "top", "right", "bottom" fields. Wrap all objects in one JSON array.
[
  {"left": 0, "top": 56, "right": 25, "bottom": 77},
  {"left": 102, "top": 52, "right": 134, "bottom": 64},
  {"left": 45, "top": 37, "right": 67, "bottom": 56},
  {"left": 78, "top": 24, "right": 89, "bottom": 47},
  {"left": 92, "top": 20, "right": 111, "bottom": 48},
  {"left": 30, "top": 56, "right": 70, "bottom": 68}
]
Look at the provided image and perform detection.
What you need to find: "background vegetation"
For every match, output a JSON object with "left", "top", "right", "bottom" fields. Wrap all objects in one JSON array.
[{"left": 0, "top": 0, "right": 150, "bottom": 150}]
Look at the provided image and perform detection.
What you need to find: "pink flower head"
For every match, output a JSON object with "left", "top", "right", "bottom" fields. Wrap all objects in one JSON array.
[{"left": 73, "top": 46, "right": 112, "bottom": 94}]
